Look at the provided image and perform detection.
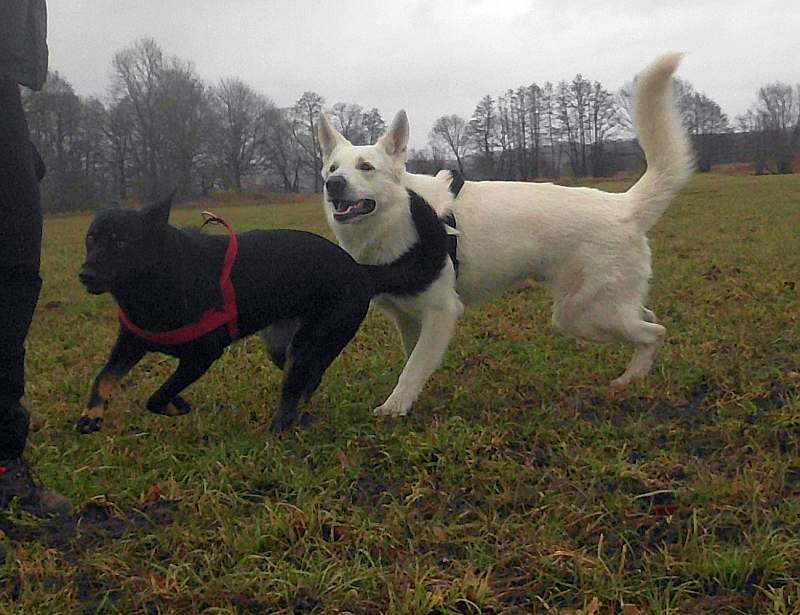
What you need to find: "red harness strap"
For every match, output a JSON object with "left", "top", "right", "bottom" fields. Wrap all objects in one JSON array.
[{"left": 118, "top": 212, "right": 240, "bottom": 345}]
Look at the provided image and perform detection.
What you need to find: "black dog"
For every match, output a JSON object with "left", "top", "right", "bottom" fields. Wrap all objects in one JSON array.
[{"left": 77, "top": 191, "right": 447, "bottom": 433}]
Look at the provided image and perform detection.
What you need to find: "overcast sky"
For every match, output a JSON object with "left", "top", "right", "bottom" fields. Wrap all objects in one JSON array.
[{"left": 49, "top": 0, "right": 799, "bottom": 147}]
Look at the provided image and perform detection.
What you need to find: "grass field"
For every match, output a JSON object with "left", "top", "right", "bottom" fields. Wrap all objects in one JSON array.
[{"left": 2, "top": 173, "right": 799, "bottom": 614}]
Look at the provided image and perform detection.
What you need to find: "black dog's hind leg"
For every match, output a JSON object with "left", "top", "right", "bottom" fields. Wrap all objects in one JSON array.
[
  {"left": 269, "top": 298, "right": 369, "bottom": 432},
  {"left": 260, "top": 319, "right": 301, "bottom": 370},
  {"left": 146, "top": 355, "right": 218, "bottom": 417},
  {"left": 77, "top": 328, "right": 146, "bottom": 434}
]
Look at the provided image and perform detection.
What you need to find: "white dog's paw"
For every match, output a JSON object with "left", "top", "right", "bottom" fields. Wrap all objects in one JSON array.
[
  {"left": 609, "top": 376, "right": 630, "bottom": 393},
  {"left": 373, "top": 399, "right": 410, "bottom": 417}
]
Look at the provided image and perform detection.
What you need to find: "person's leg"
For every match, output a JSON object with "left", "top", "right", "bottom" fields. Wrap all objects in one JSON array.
[
  {"left": 0, "top": 80, "right": 67, "bottom": 516},
  {"left": 0, "top": 78, "right": 43, "bottom": 461}
]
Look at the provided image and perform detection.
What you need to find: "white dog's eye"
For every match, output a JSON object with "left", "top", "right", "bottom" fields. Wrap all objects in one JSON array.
[
  {"left": 357, "top": 161, "right": 375, "bottom": 171},
  {"left": 329, "top": 164, "right": 338, "bottom": 173}
]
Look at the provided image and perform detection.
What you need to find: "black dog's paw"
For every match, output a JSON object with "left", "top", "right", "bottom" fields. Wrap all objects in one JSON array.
[
  {"left": 147, "top": 396, "right": 192, "bottom": 417},
  {"left": 75, "top": 415, "right": 103, "bottom": 434},
  {"left": 171, "top": 395, "right": 192, "bottom": 414},
  {"left": 268, "top": 411, "right": 297, "bottom": 433}
]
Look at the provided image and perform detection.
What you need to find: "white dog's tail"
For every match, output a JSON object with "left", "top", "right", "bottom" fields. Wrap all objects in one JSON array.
[{"left": 626, "top": 53, "right": 694, "bottom": 232}]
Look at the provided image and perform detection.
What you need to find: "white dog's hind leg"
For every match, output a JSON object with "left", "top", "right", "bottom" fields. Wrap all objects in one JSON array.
[
  {"left": 556, "top": 293, "right": 665, "bottom": 390},
  {"left": 374, "top": 303, "right": 461, "bottom": 417},
  {"left": 610, "top": 319, "right": 665, "bottom": 390},
  {"left": 642, "top": 307, "right": 658, "bottom": 323}
]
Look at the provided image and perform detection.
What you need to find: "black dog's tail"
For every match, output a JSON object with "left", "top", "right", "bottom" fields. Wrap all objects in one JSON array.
[{"left": 361, "top": 190, "right": 450, "bottom": 297}]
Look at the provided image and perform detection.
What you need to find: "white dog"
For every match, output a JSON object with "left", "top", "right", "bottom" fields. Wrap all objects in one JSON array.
[{"left": 316, "top": 54, "right": 694, "bottom": 418}]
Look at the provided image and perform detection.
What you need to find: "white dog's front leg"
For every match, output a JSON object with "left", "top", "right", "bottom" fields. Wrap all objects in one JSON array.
[
  {"left": 394, "top": 312, "right": 421, "bottom": 358},
  {"left": 374, "top": 303, "right": 460, "bottom": 418},
  {"left": 376, "top": 298, "right": 421, "bottom": 358}
]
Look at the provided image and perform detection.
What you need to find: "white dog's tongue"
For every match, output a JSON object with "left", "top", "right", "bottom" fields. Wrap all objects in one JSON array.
[{"left": 337, "top": 200, "right": 361, "bottom": 215}]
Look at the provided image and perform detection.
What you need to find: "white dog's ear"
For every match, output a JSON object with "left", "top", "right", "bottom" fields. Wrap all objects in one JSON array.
[
  {"left": 318, "top": 113, "right": 349, "bottom": 161},
  {"left": 378, "top": 110, "right": 409, "bottom": 162}
]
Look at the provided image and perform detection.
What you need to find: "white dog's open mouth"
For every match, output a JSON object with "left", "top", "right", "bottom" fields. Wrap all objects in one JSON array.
[{"left": 331, "top": 199, "right": 376, "bottom": 223}]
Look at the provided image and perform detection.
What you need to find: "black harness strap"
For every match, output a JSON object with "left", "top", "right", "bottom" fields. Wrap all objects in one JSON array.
[
  {"left": 448, "top": 169, "right": 465, "bottom": 197},
  {"left": 441, "top": 169, "right": 464, "bottom": 277},
  {"left": 441, "top": 210, "right": 459, "bottom": 277}
]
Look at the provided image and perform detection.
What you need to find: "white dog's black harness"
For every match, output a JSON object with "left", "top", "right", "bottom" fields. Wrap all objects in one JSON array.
[{"left": 440, "top": 169, "right": 465, "bottom": 277}]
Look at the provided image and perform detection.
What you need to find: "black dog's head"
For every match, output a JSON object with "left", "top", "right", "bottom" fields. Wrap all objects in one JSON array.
[{"left": 79, "top": 193, "right": 174, "bottom": 295}]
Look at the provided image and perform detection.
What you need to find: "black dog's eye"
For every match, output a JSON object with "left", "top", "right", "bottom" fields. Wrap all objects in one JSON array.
[
  {"left": 114, "top": 240, "right": 126, "bottom": 251},
  {"left": 357, "top": 161, "right": 374, "bottom": 171},
  {"left": 329, "top": 164, "right": 338, "bottom": 173}
]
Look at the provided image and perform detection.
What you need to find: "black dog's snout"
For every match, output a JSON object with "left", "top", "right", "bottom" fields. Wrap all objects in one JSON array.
[
  {"left": 78, "top": 266, "right": 96, "bottom": 285},
  {"left": 325, "top": 175, "right": 347, "bottom": 199}
]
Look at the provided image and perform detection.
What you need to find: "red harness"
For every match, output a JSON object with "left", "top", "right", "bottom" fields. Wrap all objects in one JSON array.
[{"left": 117, "top": 212, "right": 240, "bottom": 345}]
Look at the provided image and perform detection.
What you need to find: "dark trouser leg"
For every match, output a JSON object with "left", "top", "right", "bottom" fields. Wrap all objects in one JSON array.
[
  {"left": 0, "top": 270, "right": 40, "bottom": 458},
  {"left": 0, "top": 79, "right": 44, "bottom": 459}
]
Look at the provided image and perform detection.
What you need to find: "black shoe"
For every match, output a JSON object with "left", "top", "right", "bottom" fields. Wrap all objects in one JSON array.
[{"left": 0, "top": 456, "right": 72, "bottom": 517}]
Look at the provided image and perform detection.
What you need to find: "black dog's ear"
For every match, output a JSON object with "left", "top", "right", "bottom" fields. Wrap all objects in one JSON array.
[{"left": 142, "top": 190, "right": 176, "bottom": 228}]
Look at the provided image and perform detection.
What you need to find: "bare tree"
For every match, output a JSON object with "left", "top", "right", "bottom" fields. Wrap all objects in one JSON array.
[
  {"left": 195, "top": 91, "right": 226, "bottom": 196},
  {"left": 511, "top": 87, "right": 529, "bottom": 179},
  {"left": 750, "top": 83, "right": 800, "bottom": 174},
  {"left": 541, "top": 82, "right": 562, "bottom": 177},
  {"left": 555, "top": 75, "right": 620, "bottom": 177},
  {"left": 23, "top": 71, "right": 113, "bottom": 211},
  {"left": 24, "top": 72, "right": 84, "bottom": 211},
  {"left": 429, "top": 114, "right": 469, "bottom": 174},
  {"left": 683, "top": 91, "right": 729, "bottom": 172},
  {"left": 587, "top": 81, "right": 619, "bottom": 176},
  {"left": 362, "top": 107, "right": 386, "bottom": 144},
  {"left": 261, "top": 107, "right": 304, "bottom": 192},
  {"left": 110, "top": 39, "right": 229, "bottom": 198},
  {"left": 104, "top": 97, "right": 135, "bottom": 201},
  {"left": 407, "top": 146, "right": 447, "bottom": 175},
  {"left": 526, "top": 84, "right": 543, "bottom": 179},
  {"left": 496, "top": 93, "right": 514, "bottom": 179},
  {"left": 77, "top": 97, "right": 108, "bottom": 205},
  {"left": 214, "top": 78, "right": 273, "bottom": 190},
  {"left": 556, "top": 77, "right": 585, "bottom": 176},
  {"left": 158, "top": 59, "right": 209, "bottom": 196},
  {"left": 736, "top": 110, "right": 769, "bottom": 174},
  {"left": 467, "top": 94, "right": 498, "bottom": 178},
  {"left": 330, "top": 102, "right": 365, "bottom": 144},
  {"left": 111, "top": 38, "right": 166, "bottom": 198},
  {"left": 292, "top": 91, "right": 325, "bottom": 191}
]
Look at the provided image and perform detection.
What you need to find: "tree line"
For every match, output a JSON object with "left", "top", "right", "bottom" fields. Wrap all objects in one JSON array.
[
  {"left": 418, "top": 76, "right": 800, "bottom": 180},
  {"left": 22, "top": 38, "right": 800, "bottom": 212},
  {"left": 22, "top": 38, "right": 386, "bottom": 212}
]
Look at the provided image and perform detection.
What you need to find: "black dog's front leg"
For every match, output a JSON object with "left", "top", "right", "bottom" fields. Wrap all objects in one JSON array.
[
  {"left": 77, "top": 328, "right": 147, "bottom": 434},
  {"left": 146, "top": 356, "right": 216, "bottom": 417}
]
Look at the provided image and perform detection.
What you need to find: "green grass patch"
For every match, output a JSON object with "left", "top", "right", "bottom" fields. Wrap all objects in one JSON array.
[{"left": 2, "top": 173, "right": 799, "bottom": 613}]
